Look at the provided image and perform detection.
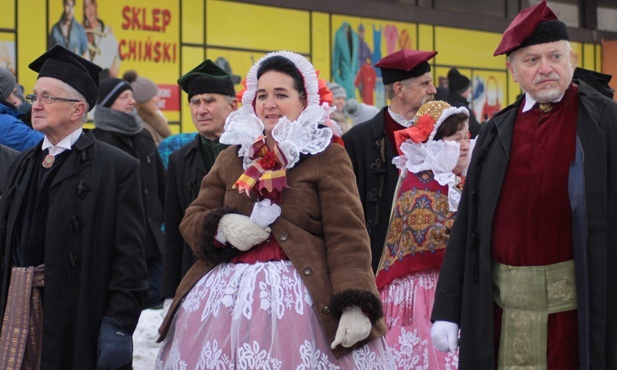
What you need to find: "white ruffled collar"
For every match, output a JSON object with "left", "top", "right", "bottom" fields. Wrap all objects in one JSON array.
[
  {"left": 219, "top": 51, "right": 335, "bottom": 170},
  {"left": 392, "top": 138, "right": 475, "bottom": 211},
  {"left": 220, "top": 104, "right": 333, "bottom": 169}
]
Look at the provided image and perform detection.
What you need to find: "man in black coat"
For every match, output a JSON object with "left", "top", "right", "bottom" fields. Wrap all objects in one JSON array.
[
  {"left": 92, "top": 78, "right": 166, "bottom": 310},
  {"left": 446, "top": 67, "right": 482, "bottom": 138},
  {"left": 431, "top": 2, "right": 617, "bottom": 369},
  {"left": 342, "top": 49, "right": 437, "bottom": 272},
  {"left": 0, "top": 144, "right": 18, "bottom": 199},
  {"left": 161, "top": 60, "right": 237, "bottom": 309},
  {"left": 0, "top": 45, "right": 147, "bottom": 369}
]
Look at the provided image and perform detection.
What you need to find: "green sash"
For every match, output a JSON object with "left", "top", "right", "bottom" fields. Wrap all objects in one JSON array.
[{"left": 492, "top": 260, "right": 577, "bottom": 369}]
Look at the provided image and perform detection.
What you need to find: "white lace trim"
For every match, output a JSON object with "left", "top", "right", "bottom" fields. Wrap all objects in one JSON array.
[
  {"left": 220, "top": 51, "right": 334, "bottom": 170},
  {"left": 392, "top": 139, "right": 475, "bottom": 212}
]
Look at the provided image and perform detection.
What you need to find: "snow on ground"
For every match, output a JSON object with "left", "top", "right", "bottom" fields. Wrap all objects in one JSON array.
[{"left": 132, "top": 307, "right": 164, "bottom": 370}]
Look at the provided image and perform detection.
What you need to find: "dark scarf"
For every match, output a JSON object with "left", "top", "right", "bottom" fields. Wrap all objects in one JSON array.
[
  {"left": 93, "top": 105, "right": 143, "bottom": 136},
  {"left": 199, "top": 135, "right": 226, "bottom": 170}
]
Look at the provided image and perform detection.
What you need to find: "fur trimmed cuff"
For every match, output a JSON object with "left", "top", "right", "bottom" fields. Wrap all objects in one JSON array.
[
  {"left": 330, "top": 289, "right": 384, "bottom": 324},
  {"left": 200, "top": 207, "right": 242, "bottom": 264}
]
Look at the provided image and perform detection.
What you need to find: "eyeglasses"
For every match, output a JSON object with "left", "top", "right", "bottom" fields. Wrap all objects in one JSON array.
[{"left": 26, "top": 94, "right": 81, "bottom": 105}]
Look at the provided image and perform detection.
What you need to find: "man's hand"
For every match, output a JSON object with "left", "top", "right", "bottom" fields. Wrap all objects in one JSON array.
[{"left": 431, "top": 320, "right": 459, "bottom": 353}]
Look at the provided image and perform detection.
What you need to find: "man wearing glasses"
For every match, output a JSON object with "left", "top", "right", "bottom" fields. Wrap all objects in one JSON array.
[
  {"left": 161, "top": 59, "right": 237, "bottom": 315},
  {"left": 0, "top": 45, "right": 147, "bottom": 369}
]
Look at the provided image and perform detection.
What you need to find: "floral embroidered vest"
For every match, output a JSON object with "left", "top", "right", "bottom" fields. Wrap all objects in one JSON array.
[{"left": 375, "top": 170, "right": 456, "bottom": 289}]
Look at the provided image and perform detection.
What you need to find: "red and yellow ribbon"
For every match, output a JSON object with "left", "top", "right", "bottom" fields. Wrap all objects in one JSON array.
[{"left": 234, "top": 137, "right": 289, "bottom": 203}]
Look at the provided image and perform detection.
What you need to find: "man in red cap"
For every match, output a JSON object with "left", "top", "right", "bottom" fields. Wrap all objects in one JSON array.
[
  {"left": 343, "top": 49, "right": 437, "bottom": 272},
  {"left": 431, "top": 1, "right": 617, "bottom": 369}
]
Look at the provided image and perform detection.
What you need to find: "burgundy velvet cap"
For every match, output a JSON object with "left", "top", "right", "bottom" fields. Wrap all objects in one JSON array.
[
  {"left": 375, "top": 49, "right": 438, "bottom": 85},
  {"left": 494, "top": 0, "right": 569, "bottom": 56}
]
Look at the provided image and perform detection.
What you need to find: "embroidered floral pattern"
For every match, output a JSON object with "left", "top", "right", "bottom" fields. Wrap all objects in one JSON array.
[
  {"left": 237, "top": 341, "right": 283, "bottom": 369},
  {"left": 155, "top": 339, "right": 188, "bottom": 370},
  {"left": 197, "top": 340, "right": 234, "bottom": 370},
  {"left": 391, "top": 327, "right": 429, "bottom": 370},
  {"left": 379, "top": 271, "right": 459, "bottom": 370},
  {"left": 383, "top": 187, "right": 453, "bottom": 268},
  {"left": 157, "top": 261, "right": 391, "bottom": 369},
  {"left": 351, "top": 344, "right": 396, "bottom": 370},
  {"left": 296, "top": 340, "right": 340, "bottom": 370}
]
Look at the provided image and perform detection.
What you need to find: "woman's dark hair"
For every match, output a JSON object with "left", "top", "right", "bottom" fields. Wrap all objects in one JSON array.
[
  {"left": 256, "top": 55, "right": 307, "bottom": 103},
  {"left": 433, "top": 112, "right": 469, "bottom": 141}
]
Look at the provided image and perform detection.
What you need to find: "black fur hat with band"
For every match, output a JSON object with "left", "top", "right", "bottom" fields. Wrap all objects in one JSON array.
[{"left": 178, "top": 59, "right": 235, "bottom": 101}]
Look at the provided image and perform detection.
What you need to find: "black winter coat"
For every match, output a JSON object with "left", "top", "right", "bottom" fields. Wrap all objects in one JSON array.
[
  {"left": 342, "top": 108, "right": 399, "bottom": 272},
  {"left": 0, "top": 131, "right": 148, "bottom": 368},
  {"left": 93, "top": 128, "right": 165, "bottom": 258},
  {"left": 0, "top": 144, "right": 18, "bottom": 199},
  {"left": 162, "top": 136, "right": 210, "bottom": 298},
  {"left": 432, "top": 82, "right": 617, "bottom": 370}
]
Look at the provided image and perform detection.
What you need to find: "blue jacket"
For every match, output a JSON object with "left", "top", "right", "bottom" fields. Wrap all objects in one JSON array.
[{"left": 0, "top": 102, "right": 42, "bottom": 152}]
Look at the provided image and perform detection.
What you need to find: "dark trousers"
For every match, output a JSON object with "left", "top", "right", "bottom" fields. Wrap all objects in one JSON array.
[{"left": 143, "top": 255, "right": 163, "bottom": 309}]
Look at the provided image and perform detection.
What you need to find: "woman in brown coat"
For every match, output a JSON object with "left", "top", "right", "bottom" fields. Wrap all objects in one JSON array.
[{"left": 157, "top": 51, "right": 391, "bottom": 368}]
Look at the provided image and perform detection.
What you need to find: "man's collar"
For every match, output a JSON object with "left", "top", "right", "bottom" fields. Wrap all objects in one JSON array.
[
  {"left": 522, "top": 91, "right": 565, "bottom": 112},
  {"left": 42, "top": 128, "right": 83, "bottom": 154},
  {"left": 388, "top": 107, "right": 414, "bottom": 128}
]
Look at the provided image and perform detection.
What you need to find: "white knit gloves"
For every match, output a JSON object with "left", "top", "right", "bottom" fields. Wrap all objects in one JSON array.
[
  {"left": 431, "top": 320, "right": 459, "bottom": 353},
  {"left": 215, "top": 199, "right": 281, "bottom": 251},
  {"left": 217, "top": 214, "right": 270, "bottom": 251},
  {"left": 330, "top": 306, "right": 372, "bottom": 349}
]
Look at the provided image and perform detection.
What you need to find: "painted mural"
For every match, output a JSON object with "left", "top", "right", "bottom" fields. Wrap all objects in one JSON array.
[{"left": 5, "top": 0, "right": 607, "bottom": 132}]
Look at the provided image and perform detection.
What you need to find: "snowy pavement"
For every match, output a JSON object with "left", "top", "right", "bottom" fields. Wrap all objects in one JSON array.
[{"left": 132, "top": 308, "right": 164, "bottom": 370}]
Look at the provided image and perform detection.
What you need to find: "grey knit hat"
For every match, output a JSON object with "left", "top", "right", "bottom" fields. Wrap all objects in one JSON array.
[
  {"left": 344, "top": 99, "right": 380, "bottom": 125},
  {"left": 0, "top": 67, "right": 17, "bottom": 102},
  {"left": 123, "top": 70, "right": 158, "bottom": 104},
  {"left": 327, "top": 82, "right": 347, "bottom": 99}
]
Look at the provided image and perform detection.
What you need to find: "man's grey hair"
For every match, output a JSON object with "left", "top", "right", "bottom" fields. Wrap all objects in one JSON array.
[
  {"left": 385, "top": 77, "right": 416, "bottom": 100},
  {"left": 59, "top": 81, "right": 89, "bottom": 123}
]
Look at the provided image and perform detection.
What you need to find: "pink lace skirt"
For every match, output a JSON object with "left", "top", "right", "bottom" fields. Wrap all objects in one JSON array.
[
  {"left": 379, "top": 269, "right": 459, "bottom": 369},
  {"left": 156, "top": 260, "right": 393, "bottom": 369}
]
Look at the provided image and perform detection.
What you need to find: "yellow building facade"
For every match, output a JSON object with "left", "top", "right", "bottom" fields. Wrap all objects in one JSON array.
[{"left": 0, "top": 0, "right": 604, "bottom": 132}]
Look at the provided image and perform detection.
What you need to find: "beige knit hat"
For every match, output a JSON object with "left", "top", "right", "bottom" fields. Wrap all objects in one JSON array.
[{"left": 123, "top": 70, "right": 158, "bottom": 104}]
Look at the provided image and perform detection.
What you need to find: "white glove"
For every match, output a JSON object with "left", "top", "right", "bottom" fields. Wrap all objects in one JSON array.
[
  {"left": 218, "top": 213, "right": 270, "bottom": 251},
  {"left": 160, "top": 298, "right": 173, "bottom": 319},
  {"left": 250, "top": 199, "right": 281, "bottom": 229},
  {"left": 330, "top": 306, "right": 371, "bottom": 349},
  {"left": 431, "top": 320, "right": 459, "bottom": 353}
]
